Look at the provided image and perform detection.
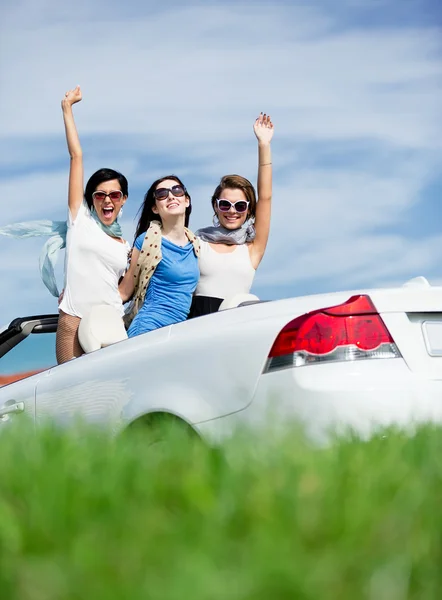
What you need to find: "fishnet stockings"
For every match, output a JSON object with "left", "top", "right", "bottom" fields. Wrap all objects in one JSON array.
[{"left": 56, "top": 310, "right": 84, "bottom": 364}]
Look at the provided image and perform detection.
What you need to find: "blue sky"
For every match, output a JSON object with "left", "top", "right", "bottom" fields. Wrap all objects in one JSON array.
[{"left": 0, "top": 0, "right": 441, "bottom": 328}]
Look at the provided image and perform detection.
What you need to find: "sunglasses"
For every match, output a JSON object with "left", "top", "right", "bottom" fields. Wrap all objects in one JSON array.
[
  {"left": 154, "top": 185, "right": 187, "bottom": 201},
  {"left": 92, "top": 190, "right": 124, "bottom": 202},
  {"left": 216, "top": 198, "right": 250, "bottom": 213}
]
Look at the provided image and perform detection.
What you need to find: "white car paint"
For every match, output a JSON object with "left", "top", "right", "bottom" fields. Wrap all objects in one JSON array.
[{"left": 1, "top": 279, "right": 442, "bottom": 443}]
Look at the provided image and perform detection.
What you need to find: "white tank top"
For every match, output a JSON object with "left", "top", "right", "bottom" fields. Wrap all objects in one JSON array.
[
  {"left": 195, "top": 239, "right": 256, "bottom": 299},
  {"left": 59, "top": 201, "right": 129, "bottom": 319}
]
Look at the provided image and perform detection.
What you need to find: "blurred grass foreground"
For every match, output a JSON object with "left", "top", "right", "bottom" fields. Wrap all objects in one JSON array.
[{"left": 0, "top": 421, "right": 441, "bottom": 600}]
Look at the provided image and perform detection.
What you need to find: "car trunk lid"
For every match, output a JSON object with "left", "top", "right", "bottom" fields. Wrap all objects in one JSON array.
[{"left": 369, "top": 285, "right": 442, "bottom": 379}]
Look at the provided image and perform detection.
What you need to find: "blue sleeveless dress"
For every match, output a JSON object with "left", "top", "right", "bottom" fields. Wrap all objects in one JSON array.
[{"left": 127, "top": 234, "right": 199, "bottom": 337}]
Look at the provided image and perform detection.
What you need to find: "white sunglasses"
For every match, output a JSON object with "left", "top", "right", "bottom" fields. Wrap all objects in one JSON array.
[{"left": 216, "top": 198, "right": 250, "bottom": 213}]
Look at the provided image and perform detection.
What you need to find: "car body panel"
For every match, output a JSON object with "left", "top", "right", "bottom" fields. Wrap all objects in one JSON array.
[
  {"left": 249, "top": 359, "right": 442, "bottom": 441},
  {"left": 0, "top": 280, "right": 441, "bottom": 442},
  {"left": 0, "top": 371, "right": 39, "bottom": 429},
  {"left": 0, "top": 315, "right": 58, "bottom": 429},
  {"left": 35, "top": 312, "right": 272, "bottom": 429}
]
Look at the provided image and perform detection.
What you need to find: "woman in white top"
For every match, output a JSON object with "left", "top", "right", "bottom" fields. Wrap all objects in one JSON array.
[
  {"left": 57, "top": 86, "right": 129, "bottom": 363},
  {"left": 188, "top": 113, "right": 274, "bottom": 317}
]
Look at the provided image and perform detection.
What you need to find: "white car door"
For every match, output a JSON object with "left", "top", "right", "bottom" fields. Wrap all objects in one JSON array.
[
  {"left": 34, "top": 326, "right": 172, "bottom": 429},
  {"left": 0, "top": 376, "right": 37, "bottom": 428},
  {"left": 34, "top": 352, "right": 132, "bottom": 428},
  {"left": 0, "top": 320, "right": 57, "bottom": 429}
]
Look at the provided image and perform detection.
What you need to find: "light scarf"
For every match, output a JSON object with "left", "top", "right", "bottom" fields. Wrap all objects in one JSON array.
[
  {"left": 0, "top": 208, "right": 122, "bottom": 298},
  {"left": 195, "top": 219, "right": 255, "bottom": 245}
]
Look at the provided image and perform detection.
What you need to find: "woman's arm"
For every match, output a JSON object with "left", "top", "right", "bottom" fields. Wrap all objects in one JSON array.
[
  {"left": 249, "top": 113, "right": 274, "bottom": 269},
  {"left": 61, "top": 86, "right": 84, "bottom": 220},
  {"left": 118, "top": 248, "right": 141, "bottom": 302}
]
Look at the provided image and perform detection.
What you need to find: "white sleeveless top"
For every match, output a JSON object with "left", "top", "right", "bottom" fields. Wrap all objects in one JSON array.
[
  {"left": 59, "top": 201, "right": 129, "bottom": 319},
  {"left": 195, "top": 239, "right": 256, "bottom": 299}
]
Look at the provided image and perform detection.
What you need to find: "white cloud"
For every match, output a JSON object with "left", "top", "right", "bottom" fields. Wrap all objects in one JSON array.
[
  {"left": 258, "top": 232, "right": 442, "bottom": 287},
  {"left": 0, "top": 0, "right": 441, "bottom": 324},
  {"left": 1, "top": 4, "right": 441, "bottom": 147}
]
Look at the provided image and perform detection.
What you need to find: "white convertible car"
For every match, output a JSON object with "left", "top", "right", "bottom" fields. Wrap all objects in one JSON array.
[{"left": 1, "top": 278, "right": 441, "bottom": 442}]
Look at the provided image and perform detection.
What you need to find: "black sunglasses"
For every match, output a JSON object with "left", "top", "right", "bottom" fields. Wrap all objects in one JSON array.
[{"left": 153, "top": 184, "right": 187, "bottom": 201}]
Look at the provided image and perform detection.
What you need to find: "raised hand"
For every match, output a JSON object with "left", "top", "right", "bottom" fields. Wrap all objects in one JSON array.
[
  {"left": 61, "top": 86, "right": 84, "bottom": 218},
  {"left": 253, "top": 112, "right": 274, "bottom": 145},
  {"left": 61, "top": 85, "right": 82, "bottom": 110}
]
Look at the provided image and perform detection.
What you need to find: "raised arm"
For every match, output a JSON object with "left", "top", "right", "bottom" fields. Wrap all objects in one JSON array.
[
  {"left": 118, "top": 248, "right": 140, "bottom": 302},
  {"left": 249, "top": 113, "right": 274, "bottom": 269},
  {"left": 61, "top": 86, "right": 84, "bottom": 220}
]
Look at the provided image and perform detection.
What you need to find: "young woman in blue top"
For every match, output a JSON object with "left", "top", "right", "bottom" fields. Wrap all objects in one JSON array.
[{"left": 119, "top": 175, "right": 199, "bottom": 337}]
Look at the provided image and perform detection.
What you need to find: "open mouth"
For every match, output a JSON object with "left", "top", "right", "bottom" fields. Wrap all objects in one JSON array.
[
  {"left": 167, "top": 202, "right": 179, "bottom": 209},
  {"left": 102, "top": 206, "right": 115, "bottom": 219}
]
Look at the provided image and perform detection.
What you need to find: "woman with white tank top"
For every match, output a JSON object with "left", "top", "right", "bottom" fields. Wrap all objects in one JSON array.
[{"left": 188, "top": 113, "right": 274, "bottom": 317}]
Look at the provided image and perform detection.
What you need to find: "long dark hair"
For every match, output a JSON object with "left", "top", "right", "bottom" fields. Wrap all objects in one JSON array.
[
  {"left": 133, "top": 174, "right": 192, "bottom": 243},
  {"left": 84, "top": 168, "right": 128, "bottom": 210}
]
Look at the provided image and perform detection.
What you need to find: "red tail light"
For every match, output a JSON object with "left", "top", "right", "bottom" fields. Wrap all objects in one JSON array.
[{"left": 266, "top": 295, "right": 400, "bottom": 372}]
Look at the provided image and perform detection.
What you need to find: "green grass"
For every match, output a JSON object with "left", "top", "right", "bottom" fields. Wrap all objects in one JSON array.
[{"left": 0, "top": 421, "right": 441, "bottom": 600}]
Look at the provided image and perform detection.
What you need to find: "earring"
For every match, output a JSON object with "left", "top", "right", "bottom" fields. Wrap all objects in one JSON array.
[
  {"left": 212, "top": 214, "right": 220, "bottom": 226},
  {"left": 118, "top": 207, "right": 123, "bottom": 219}
]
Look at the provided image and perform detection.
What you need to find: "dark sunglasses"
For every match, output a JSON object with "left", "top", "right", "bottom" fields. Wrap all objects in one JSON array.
[
  {"left": 154, "top": 185, "right": 187, "bottom": 201},
  {"left": 216, "top": 198, "right": 250, "bottom": 213},
  {"left": 92, "top": 190, "right": 124, "bottom": 202}
]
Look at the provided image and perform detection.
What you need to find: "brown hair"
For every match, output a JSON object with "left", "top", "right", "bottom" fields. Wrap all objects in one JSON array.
[{"left": 211, "top": 174, "right": 257, "bottom": 219}]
